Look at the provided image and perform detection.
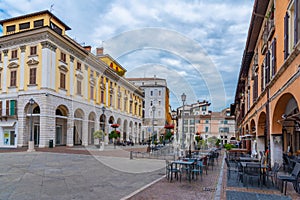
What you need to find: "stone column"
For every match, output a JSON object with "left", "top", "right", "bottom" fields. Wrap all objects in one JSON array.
[{"left": 67, "top": 118, "right": 74, "bottom": 147}]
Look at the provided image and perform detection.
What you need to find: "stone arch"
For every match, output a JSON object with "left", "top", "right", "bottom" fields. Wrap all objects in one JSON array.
[
  {"left": 55, "top": 105, "right": 69, "bottom": 146},
  {"left": 129, "top": 121, "right": 133, "bottom": 141},
  {"left": 273, "top": 93, "right": 299, "bottom": 153},
  {"left": 123, "top": 120, "right": 128, "bottom": 141},
  {"left": 88, "top": 112, "right": 96, "bottom": 145},
  {"left": 25, "top": 100, "right": 41, "bottom": 146},
  {"left": 74, "top": 108, "right": 85, "bottom": 145}
]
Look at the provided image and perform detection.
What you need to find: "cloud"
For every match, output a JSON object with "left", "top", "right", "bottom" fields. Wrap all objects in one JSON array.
[{"left": 0, "top": 0, "right": 254, "bottom": 110}]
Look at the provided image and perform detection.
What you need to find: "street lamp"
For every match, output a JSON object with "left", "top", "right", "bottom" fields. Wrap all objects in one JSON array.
[
  {"left": 27, "top": 98, "right": 35, "bottom": 152},
  {"left": 152, "top": 105, "right": 156, "bottom": 146},
  {"left": 181, "top": 93, "right": 186, "bottom": 155},
  {"left": 101, "top": 106, "right": 106, "bottom": 144}
]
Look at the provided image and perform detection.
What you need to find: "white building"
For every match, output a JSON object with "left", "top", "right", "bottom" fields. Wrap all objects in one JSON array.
[{"left": 127, "top": 76, "right": 171, "bottom": 143}]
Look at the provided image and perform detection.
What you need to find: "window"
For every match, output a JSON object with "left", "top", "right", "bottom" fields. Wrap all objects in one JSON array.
[
  {"left": 205, "top": 127, "right": 209, "bottom": 132},
  {"left": 11, "top": 50, "right": 17, "bottom": 59},
  {"left": 10, "top": 70, "right": 17, "bottom": 87},
  {"left": 60, "top": 52, "right": 66, "bottom": 62},
  {"left": 90, "top": 85, "right": 94, "bottom": 100},
  {"left": 9, "top": 100, "right": 17, "bottom": 116},
  {"left": 50, "top": 22, "right": 62, "bottom": 35},
  {"left": 101, "top": 90, "right": 104, "bottom": 103},
  {"left": 29, "top": 68, "right": 36, "bottom": 85},
  {"left": 34, "top": 19, "right": 44, "bottom": 28},
  {"left": 150, "top": 101, "right": 153, "bottom": 106},
  {"left": 19, "top": 22, "right": 30, "bottom": 30},
  {"left": 159, "top": 91, "right": 161, "bottom": 96},
  {"left": 190, "top": 119, "right": 195, "bottom": 125},
  {"left": 77, "top": 62, "right": 81, "bottom": 70},
  {"left": 77, "top": 80, "right": 82, "bottom": 95},
  {"left": 224, "top": 120, "right": 228, "bottom": 124},
  {"left": 261, "top": 63, "right": 265, "bottom": 92},
  {"left": 202, "top": 106, "right": 206, "bottom": 111},
  {"left": 110, "top": 94, "right": 113, "bottom": 106},
  {"left": 6, "top": 25, "right": 15, "bottom": 33},
  {"left": 158, "top": 101, "right": 161, "bottom": 106},
  {"left": 184, "top": 120, "right": 188, "bottom": 125},
  {"left": 205, "top": 120, "right": 209, "bottom": 124},
  {"left": 30, "top": 46, "right": 37, "bottom": 55},
  {"left": 284, "top": 0, "right": 300, "bottom": 59},
  {"left": 0, "top": 52, "right": 2, "bottom": 62},
  {"left": 271, "top": 38, "right": 277, "bottom": 77},
  {"left": 150, "top": 90, "right": 153, "bottom": 96},
  {"left": 60, "top": 72, "right": 66, "bottom": 89}
]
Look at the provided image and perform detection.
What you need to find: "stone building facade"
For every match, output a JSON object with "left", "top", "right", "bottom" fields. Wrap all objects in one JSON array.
[{"left": 0, "top": 10, "right": 143, "bottom": 148}]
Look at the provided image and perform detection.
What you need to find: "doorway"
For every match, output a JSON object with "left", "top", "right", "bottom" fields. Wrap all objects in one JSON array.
[
  {"left": 34, "top": 124, "right": 40, "bottom": 146},
  {"left": 56, "top": 125, "right": 62, "bottom": 145}
]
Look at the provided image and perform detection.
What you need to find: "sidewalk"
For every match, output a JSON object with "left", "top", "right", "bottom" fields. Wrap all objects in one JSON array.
[{"left": 127, "top": 150, "right": 300, "bottom": 200}]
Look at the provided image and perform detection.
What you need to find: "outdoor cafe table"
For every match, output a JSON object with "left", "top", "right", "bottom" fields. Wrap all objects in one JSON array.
[
  {"left": 240, "top": 162, "right": 268, "bottom": 186},
  {"left": 172, "top": 160, "right": 195, "bottom": 182}
]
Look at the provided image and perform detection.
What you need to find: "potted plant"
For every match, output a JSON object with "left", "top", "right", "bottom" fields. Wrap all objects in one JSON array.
[{"left": 93, "top": 130, "right": 105, "bottom": 148}]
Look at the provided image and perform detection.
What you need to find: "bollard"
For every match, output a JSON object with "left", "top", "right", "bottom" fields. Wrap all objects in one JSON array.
[{"left": 130, "top": 151, "right": 133, "bottom": 160}]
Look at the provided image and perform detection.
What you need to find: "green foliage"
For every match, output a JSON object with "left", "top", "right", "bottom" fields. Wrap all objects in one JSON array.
[
  {"left": 195, "top": 136, "right": 201, "bottom": 143},
  {"left": 165, "top": 131, "right": 172, "bottom": 141},
  {"left": 109, "top": 130, "right": 120, "bottom": 139},
  {"left": 215, "top": 138, "right": 221, "bottom": 146},
  {"left": 93, "top": 130, "right": 105, "bottom": 140},
  {"left": 224, "top": 143, "right": 233, "bottom": 150}
]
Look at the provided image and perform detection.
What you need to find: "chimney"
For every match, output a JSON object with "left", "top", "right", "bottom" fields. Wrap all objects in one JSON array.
[
  {"left": 83, "top": 46, "right": 91, "bottom": 52},
  {"left": 96, "top": 47, "right": 104, "bottom": 56}
]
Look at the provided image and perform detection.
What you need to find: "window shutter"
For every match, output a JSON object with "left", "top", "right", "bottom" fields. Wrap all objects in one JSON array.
[
  {"left": 272, "top": 38, "right": 277, "bottom": 76},
  {"left": 284, "top": 12, "right": 289, "bottom": 59},
  {"left": 6, "top": 100, "right": 9, "bottom": 116},
  {"left": 266, "top": 50, "right": 270, "bottom": 84},
  {"left": 295, "top": 0, "right": 299, "bottom": 45},
  {"left": 0, "top": 101, "right": 2, "bottom": 117},
  {"left": 261, "top": 64, "right": 264, "bottom": 92},
  {"left": 10, "top": 100, "right": 15, "bottom": 115}
]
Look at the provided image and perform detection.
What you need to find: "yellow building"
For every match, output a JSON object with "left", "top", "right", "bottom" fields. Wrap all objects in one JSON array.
[
  {"left": 0, "top": 10, "right": 143, "bottom": 148},
  {"left": 234, "top": 0, "right": 300, "bottom": 165}
]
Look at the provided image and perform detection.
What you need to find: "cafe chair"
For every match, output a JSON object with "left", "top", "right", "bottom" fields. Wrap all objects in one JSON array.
[
  {"left": 225, "top": 157, "right": 237, "bottom": 180},
  {"left": 165, "top": 160, "right": 182, "bottom": 182},
  {"left": 202, "top": 156, "right": 208, "bottom": 175},
  {"left": 191, "top": 160, "right": 203, "bottom": 181},
  {"left": 278, "top": 162, "right": 300, "bottom": 195},
  {"left": 266, "top": 162, "right": 280, "bottom": 187},
  {"left": 243, "top": 163, "right": 261, "bottom": 188}
]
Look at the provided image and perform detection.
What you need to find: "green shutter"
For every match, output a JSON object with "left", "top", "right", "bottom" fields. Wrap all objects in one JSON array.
[{"left": 10, "top": 100, "right": 15, "bottom": 115}]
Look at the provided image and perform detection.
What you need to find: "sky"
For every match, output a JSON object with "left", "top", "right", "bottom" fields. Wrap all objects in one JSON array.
[{"left": 0, "top": 0, "right": 254, "bottom": 111}]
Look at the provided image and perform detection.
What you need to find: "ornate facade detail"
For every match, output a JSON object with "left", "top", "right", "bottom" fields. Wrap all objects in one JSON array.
[
  {"left": 41, "top": 41, "right": 57, "bottom": 51},
  {"left": 58, "top": 65, "right": 68, "bottom": 72},
  {"left": 20, "top": 45, "right": 26, "bottom": 52},
  {"left": 3, "top": 49, "right": 8, "bottom": 56},
  {"left": 27, "top": 58, "right": 39, "bottom": 66},
  {"left": 7, "top": 62, "right": 19, "bottom": 69}
]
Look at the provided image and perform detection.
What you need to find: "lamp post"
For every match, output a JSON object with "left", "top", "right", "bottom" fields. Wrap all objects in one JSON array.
[
  {"left": 101, "top": 106, "right": 106, "bottom": 148},
  {"left": 152, "top": 105, "right": 156, "bottom": 146},
  {"left": 27, "top": 98, "right": 35, "bottom": 152},
  {"left": 181, "top": 93, "right": 186, "bottom": 155}
]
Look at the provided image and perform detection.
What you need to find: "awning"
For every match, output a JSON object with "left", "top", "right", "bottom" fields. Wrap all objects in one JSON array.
[{"left": 0, "top": 121, "right": 16, "bottom": 127}]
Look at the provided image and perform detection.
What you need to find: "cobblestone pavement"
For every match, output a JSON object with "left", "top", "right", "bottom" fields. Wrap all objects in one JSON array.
[{"left": 2, "top": 147, "right": 300, "bottom": 200}]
